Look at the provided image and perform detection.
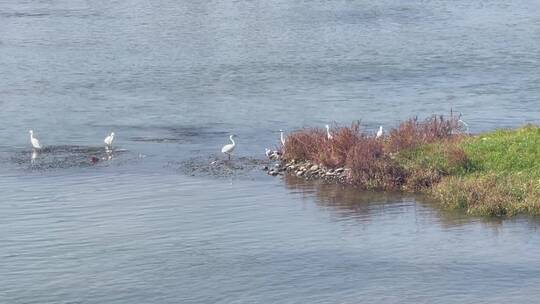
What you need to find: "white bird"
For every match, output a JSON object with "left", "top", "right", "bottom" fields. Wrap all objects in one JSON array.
[
  {"left": 280, "top": 129, "right": 286, "bottom": 146},
  {"left": 29, "top": 130, "right": 42, "bottom": 150},
  {"left": 376, "top": 126, "right": 384, "bottom": 139},
  {"left": 221, "top": 135, "right": 236, "bottom": 160},
  {"left": 458, "top": 119, "right": 469, "bottom": 134},
  {"left": 104, "top": 132, "right": 115, "bottom": 148},
  {"left": 265, "top": 148, "right": 282, "bottom": 160},
  {"left": 325, "top": 124, "right": 333, "bottom": 140}
]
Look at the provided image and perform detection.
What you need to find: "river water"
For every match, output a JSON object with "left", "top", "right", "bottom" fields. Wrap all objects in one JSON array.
[{"left": 2, "top": 0, "right": 540, "bottom": 303}]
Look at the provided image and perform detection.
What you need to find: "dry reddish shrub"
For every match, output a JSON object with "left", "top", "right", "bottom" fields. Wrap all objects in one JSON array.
[
  {"left": 282, "top": 114, "right": 467, "bottom": 191},
  {"left": 283, "top": 128, "right": 326, "bottom": 162},
  {"left": 346, "top": 144, "right": 407, "bottom": 190},
  {"left": 315, "top": 122, "right": 365, "bottom": 167},
  {"left": 283, "top": 122, "right": 365, "bottom": 168},
  {"left": 386, "top": 115, "right": 461, "bottom": 153}
]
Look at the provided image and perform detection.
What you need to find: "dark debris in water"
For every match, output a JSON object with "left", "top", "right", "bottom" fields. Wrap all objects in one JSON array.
[
  {"left": 172, "top": 156, "right": 275, "bottom": 179},
  {"left": 8, "top": 145, "right": 131, "bottom": 171},
  {"left": 130, "top": 126, "right": 229, "bottom": 144},
  {"left": 130, "top": 137, "right": 179, "bottom": 143}
]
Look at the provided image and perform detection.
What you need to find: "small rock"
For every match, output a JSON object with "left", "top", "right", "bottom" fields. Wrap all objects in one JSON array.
[
  {"left": 269, "top": 170, "right": 279, "bottom": 176},
  {"left": 335, "top": 168, "right": 344, "bottom": 173},
  {"left": 310, "top": 165, "right": 319, "bottom": 171},
  {"left": 296, "top": 171, "right": 304, "bottom": 177},
  {"left": 262, "top": 166, "right": 269, "bottom": 171}
]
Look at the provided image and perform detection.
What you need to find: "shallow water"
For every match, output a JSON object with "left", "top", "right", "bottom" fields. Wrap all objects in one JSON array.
[{"left": 2, "top": 0, "right": 540, "bottom": 303}]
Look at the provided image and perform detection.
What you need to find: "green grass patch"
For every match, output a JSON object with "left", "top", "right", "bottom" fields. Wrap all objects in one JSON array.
[
  {"left": 410, "top": 126, "right": 540, "bottom": 216},
  {"left": 463, "top": 125, "right": 540, "bottom": 177}
]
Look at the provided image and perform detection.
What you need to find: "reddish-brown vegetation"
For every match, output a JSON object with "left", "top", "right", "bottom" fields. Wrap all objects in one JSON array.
[
  {"left": 282, "top": 115, "right": 463, "bottom": 190},
  {"left": 386, "top": 115, "right": 462, "bottom": 152}
]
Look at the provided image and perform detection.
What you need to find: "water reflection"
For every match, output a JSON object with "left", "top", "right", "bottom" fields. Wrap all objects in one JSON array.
[
  {"left": 105, "top": 147, "right": 114, "bottom": 160},
  {"left": 283, "top": 174, "right": 540, "bottom": 229},
  {"left": 30, "top": 150, "right": 38, "bottom": 165}
]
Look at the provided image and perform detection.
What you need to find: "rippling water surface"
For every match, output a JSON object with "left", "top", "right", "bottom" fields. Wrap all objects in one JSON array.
[{"left": 2, "top": 0, "right": 540, "bottom": 303}]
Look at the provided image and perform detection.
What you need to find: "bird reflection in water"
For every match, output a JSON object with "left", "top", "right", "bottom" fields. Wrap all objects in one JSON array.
[
  {"left": 30, "top": 150, "right": 38, "bottom": 165},
  {"left": 105, "top": 147, "right": 114, "bottom": 161}
]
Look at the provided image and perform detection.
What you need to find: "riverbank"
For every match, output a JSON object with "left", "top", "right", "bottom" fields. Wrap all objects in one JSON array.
[{"left": 280, "top": 115, "right": 540, "bottom": 216}]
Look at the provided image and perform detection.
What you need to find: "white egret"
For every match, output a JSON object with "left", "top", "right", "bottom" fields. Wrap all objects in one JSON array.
[
  {"left": 221, "top": 135, "right": 236, "bottom": 160},
  {"left": 376, "top": 126, "right": 384, "bottom": 139},
  {"left": 29, "top": 130, "right": 42, "bottom": 150},
  {"left": 104, "top": 132, "right": 115, "bottom": 148},
  {"left": 325, "top": 124, "right": 333, "bottom": 140},
  {"left": 458, "top": 119, "right": 469, "bottom": 134},
  {"left": 280, "top": 129, "right": 285, "bottom": 146}
]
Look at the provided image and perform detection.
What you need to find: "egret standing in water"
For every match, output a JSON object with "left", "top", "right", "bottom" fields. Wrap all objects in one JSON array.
[
  {"left": 458, "top": 119, "right": 470, "bottom": 134},
  {"left": 104, "top": 132, "right": 115, "bottom": 149},
  {"left": 221, "top": 134, "right": 236, "bottom": 160},
  {"left": 325, "top": 124, "right": 333, "bottom": 140},
  {"left": 376, "top": 126, "right": 384, "bottom": 139},
  {"left": 280, "top": 129, "right": 285, "bottom": 146},
  {"left": 29, "top": 130, "right": 42, "bottom": 150}
]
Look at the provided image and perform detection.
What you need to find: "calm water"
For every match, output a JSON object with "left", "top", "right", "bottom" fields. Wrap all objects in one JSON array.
[{"left": 2, "top": 0, "right": 540, "bottom": 302}]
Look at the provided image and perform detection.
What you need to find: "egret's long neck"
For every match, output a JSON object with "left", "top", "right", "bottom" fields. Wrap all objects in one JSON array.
[
  {"left": 326, "top": 127, "right": 330, "bottom": 136},
  {"left": 230, "top": 137, "right": 235, "bottom": 146},
  {"left": 280, "top": 132, "right": 284, "bottom": 143}
]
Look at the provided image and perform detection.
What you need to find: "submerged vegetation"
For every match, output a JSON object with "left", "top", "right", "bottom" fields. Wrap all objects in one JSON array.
[{"left": 282, "top": 115, "right": 540, "bottom": 216}]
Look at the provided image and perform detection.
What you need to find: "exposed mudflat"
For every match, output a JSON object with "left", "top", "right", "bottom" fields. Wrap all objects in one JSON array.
[
  {"left": 5, "top": 146, "right": 134, "bottom": 171},
  {"left": 171, "top": 156, "right": 276, "bottom": 180}
]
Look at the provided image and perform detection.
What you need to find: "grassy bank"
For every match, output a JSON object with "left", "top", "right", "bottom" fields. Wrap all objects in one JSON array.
[{"left": 282, "top": 116, "right": 540, "bottom": 216}]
